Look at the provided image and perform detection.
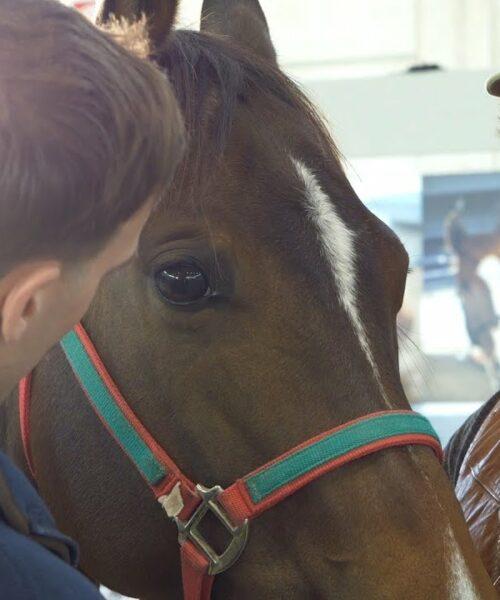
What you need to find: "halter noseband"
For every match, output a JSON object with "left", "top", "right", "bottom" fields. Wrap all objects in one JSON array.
[{"left": 19, "top": 323, "right": 442, "bottom": 599}]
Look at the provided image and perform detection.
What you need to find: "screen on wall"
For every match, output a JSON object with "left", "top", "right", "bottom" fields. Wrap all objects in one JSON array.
[{"left": 421, "top": 173, "right": 500, "bottom": 403}]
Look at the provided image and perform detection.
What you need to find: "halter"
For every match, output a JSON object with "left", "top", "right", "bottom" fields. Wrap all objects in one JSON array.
[{"left": 19, "top": 323, "right": 442, "bottom": 599}]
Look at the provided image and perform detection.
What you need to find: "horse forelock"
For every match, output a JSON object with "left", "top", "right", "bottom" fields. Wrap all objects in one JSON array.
[{"left": 158, "top": 29, "right": 339, "bottom": 189}]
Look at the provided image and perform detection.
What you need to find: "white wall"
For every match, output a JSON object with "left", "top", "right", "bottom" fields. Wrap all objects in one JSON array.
[
  {"left": 178, "top": 0, "right": 500, "bottom": 79},
  {"left": 305, "top": 70, "right": 500, "bottom": 158}
]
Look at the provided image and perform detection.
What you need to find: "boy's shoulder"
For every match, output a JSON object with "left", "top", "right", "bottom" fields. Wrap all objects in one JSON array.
[
  {"left": 0, "top": 519, "right": 102, "bottom": 600},
  {"left": 0, "top": 451, "right": 101, "bottom": 600}
]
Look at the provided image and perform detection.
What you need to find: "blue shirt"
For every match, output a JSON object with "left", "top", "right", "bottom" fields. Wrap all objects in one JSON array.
[{"left": 0, "top": 451, "right": 102, "bottom": 599}]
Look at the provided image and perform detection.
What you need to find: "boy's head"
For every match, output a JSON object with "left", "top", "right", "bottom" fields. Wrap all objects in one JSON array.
[{"left": 0, "top": 0, "right": 184, "bottom": 383}]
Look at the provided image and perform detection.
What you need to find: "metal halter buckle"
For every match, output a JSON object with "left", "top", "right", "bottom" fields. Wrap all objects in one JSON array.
[{"left": 175, "top": 484, "right": 249, "bottom": 575}]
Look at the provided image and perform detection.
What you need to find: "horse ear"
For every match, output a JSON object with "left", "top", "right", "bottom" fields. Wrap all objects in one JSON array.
[
  {"left": 96, "top": 0, "right": 179, "bottom": 51},
  {"left": 201, "top": 0, "right": 277, "bottom": 63}
]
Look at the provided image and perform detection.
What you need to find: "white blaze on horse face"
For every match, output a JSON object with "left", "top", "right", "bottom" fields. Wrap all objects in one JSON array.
[
  {"left": 446, "top": 525, "right": 479, "bottom": 600},
  {"left": 293, "top": 159, "right": 390, "bottom": 406}
]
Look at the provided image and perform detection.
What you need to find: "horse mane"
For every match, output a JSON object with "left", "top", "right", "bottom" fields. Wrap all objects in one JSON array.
[{"left": 158, "top": 29, "right": 339, "bottom": 169}]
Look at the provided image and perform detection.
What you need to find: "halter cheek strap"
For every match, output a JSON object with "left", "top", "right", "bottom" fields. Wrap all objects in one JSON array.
[{"left": 19, "top": 324, "right": 442, "bottom": 600}]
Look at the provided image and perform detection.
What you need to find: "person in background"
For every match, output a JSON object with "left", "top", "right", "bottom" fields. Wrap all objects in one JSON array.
[
  {"left": 443, "top": 73, "right": 500, "bottom": 594},
  {"left": 0, "top": 0, "right": 184, "bottom": 597},
  {"left": 444, "top": 200, "right": 500, "bottom": 388}
]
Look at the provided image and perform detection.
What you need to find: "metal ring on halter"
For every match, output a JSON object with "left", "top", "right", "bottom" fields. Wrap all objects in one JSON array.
[{"left": 175, "top": 484, "right": 249, "bottom": 576}]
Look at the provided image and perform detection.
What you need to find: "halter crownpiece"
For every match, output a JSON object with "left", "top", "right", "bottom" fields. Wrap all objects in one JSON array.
[{"left": 19, "top": 324, "right": 442, "bottom": 600}]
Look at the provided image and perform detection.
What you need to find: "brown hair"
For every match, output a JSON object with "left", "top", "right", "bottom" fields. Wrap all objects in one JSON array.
[{"left": 0, "top": 0, "right": 184, "bottom": 274}]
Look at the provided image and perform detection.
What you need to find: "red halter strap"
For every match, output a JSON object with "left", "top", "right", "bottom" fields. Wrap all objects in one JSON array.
[
  {"left": 19, "top": 375, "right": 34, "bottom": 480},
  {"left": 19, "top": 325, "right": 442, "bottom": 600}
]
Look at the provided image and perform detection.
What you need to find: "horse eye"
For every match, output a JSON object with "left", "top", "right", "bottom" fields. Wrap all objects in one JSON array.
[{"left": 155, "top": 262, "right": 211, "bottom": 305}]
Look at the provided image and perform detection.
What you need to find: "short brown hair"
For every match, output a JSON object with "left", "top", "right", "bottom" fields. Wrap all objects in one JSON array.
[{"left": 0, "top": 0, "right": 184, "bottom": 274}]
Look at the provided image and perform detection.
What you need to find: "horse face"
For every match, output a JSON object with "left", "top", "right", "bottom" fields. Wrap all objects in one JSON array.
[
  {"left": 22, "top": 2, "right": 493, "bottom": 598},
  {"left": 89, "top": 0, "right": 415, "bottom": 484}
]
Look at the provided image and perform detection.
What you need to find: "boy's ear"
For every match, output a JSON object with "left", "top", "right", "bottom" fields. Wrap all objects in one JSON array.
[{"left": 0, "top": 263, "right": 61, "bottom": 344}]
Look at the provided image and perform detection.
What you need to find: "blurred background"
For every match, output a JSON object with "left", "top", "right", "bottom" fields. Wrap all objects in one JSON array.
[{"left": 66, "top": 0, "right": 500, "bottom": 446}]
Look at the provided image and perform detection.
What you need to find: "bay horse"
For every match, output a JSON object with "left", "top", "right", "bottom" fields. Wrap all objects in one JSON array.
[{"left": 0, "top": 0, "right": 496, "bottom": 598}]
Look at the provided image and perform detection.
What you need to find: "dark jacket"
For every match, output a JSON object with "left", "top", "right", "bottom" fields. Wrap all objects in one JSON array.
[
  {"left": 445, "top": 392, "right": 500, "bottom": 592},
  {"left": 0, "top": 451, "right": 102, "bottom": 599}
]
